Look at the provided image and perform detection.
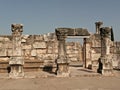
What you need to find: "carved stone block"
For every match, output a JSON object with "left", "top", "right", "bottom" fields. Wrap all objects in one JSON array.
[
  {"left": 22, "top": 45, "right": 32, "bottom": 49},
  {"left": 43, "top": 54, "right": 55, "bottom": 60},
  {"left": 91, "top": 53, "right": 101, "bottom": 61},
  {"left": 33, "top": 42, "right": 46, "bottom": 49},
  {"left": 31, "top": 49, "right": 37, "bottom": 56},
  {"left": 0, "top": 48, "right": 6, "bottom": 56},
  {"left": 9, "top": 57, "right": 24, "bottom": 65},
  {"left": 36, "top": 49, "right": 46, "bottom": 54},
  {"left": 7, "top": 49, "right": 12, "bottom": 56}
]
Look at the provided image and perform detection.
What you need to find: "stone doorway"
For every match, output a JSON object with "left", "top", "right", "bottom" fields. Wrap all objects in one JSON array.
[
  {"left": 55, "top": 28, "right": 90, "bottom": 76},
  {"left": 66, "top": 37, "right": 85, "bottom": 68}
]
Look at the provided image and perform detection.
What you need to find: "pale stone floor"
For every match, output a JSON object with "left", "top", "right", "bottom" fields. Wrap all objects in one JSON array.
[{"left": 0, "top": 67, "right": 120, "bottom": 90}]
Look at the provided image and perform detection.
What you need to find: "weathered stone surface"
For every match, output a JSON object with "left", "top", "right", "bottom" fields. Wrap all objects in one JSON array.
[
  {"left": 69, "top": 58, "right": 78, "bottom": 62},
  {"left": 0, "top": 57, "right": 9, "bottom": 61},
  {"left": 56, "top": 63, "right": 69, "bottom": 77},
  {"left": 92, "top": 39, "right": 101, "bottom": 47},
  {"left": 33, "top": 42, "right": 46, "bottom": 49},
  {"left": 54, "top": 48, "right": 58, "bottom": 54},
  {"left": 21, "top": 35, "right": 29, "bottom": 42},
  {"left": 55, "top": 28, "right": 90, "bottom": 36},
  {"left": 12, "top": 48, "right": 22, "bottom": 56},
  {"left": 0, "top": 48, "right": 6, "bottom": 56},
  {"left": 24, "top": 49, "right": 31, "bottom": 57},
  {"left": 36, "top": 49, "right": 46, "bottom": 54},
  {"left": 92, "top": 60, "right": 99, "bottom": 66},
  {"left": 7, "top": 49, "right": 12, "bottom": 56},
  {"left": 67, "top": 54, "right": 78, "bottom": 58},
  {"left": 43, "top": 33, "right": 57, "bottom": 41},
  {"left": 43, "top": 54, "right": 55, "bottom": 60},
  {"left": 95, "top": 21, "right": 103, "bottom": 34},
  {"left": 9, "top": 57, "right": 24, "bottom": 64},
  {"left": 86, "top": 43, "right": 91, "bottom": 58},
  {"left": 112, "top": 56, "right": 119, "bottom": 68},
  {"left": 31, "top": 49, "right": 37, "bottom": 56},
  {"left": 34, "top": 35, "right": 43, "bottom": 41},
  {"left": 5, "top": 42, "right": 12, "bottom": 49},
  {"left": 0, "top": 22, "right": 119, "bottom": 77},
  {"left": 26, "top": 35, "right": 34, "bottom": 44},
  {"left": 47, "top": 48, "right": 53, "bottom": 54},
  {"left": 22, "top": 44, "right": 32, "bottom": 49},
  {"left": 91, "top": 53, "right": 101, "bottom": 60},
  {"left": 9, "top": 24, "right": 24, "bottom": 78},
  {"left": 67, "top": 50, "right": 79, "bottom": 54},
  {"left": 0, "top": 37, "right": 5, "bottom": 41}
]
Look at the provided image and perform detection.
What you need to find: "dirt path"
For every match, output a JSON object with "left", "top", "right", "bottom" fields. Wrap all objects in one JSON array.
[{"left": 0, "top": 76, "right": 120, "bottom": 90}]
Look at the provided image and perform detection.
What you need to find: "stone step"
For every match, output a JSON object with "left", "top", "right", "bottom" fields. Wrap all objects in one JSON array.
[
  {"left": 23, "top": 59, "right": 44, "bottom": 72},
  {"left": 0, "top": 61, "right": 9, "bottom": 73},
  {"left": 0, "top": 59, "right": 56, "bottom": 73}
]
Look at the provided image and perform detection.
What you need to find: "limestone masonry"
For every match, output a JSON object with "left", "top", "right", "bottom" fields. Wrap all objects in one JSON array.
[{"left": 0, "top": 22, "right": 119, "bottom": 78}]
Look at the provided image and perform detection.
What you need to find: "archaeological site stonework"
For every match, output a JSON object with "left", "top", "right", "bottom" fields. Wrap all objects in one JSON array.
[{"left": 0, "top": 22, "right": 120, "bottom": 78}]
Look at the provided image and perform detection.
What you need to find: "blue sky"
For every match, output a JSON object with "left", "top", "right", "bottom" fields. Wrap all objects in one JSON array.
[{"left": 0, "top": 0, "right": 120, "bottom": 41}]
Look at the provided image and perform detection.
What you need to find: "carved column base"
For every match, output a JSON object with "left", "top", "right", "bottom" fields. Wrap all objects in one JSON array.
[
  {"left": 101, "top": 56, "right": 113, "bottom": 76},
  {"left": 56, "top": 63, "right": 69, "bottom": 77},
  {"left": 9, "top": 65, "right": 24, "bottom": 78}
]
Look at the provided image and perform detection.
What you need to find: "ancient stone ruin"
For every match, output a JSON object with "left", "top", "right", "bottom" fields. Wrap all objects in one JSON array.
[
  {"left": 9, "top": 24, "right": 24, "bottom": 78},
  {"left": 0, "top": 22, "right": 119, "bottom": 78}
]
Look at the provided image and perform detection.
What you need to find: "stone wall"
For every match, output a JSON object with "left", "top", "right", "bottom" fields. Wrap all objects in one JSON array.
[
  {"left": 21, "top": 33, "right": 58, "bottom": 65},
  {"left": 0, "top": 33, "right": 83, "bottom": 73},
  {"left": 90, "top": 34, "right": 101, "bottom": 71},
  {"left": 66, "top": 42, "right": 83, "bottom": 63},
  {"left": 0, "top": 31, "right": 120, "bottom": 73},
  {"left": 87, "top": 34, "right": 120, "bottom": 72}
]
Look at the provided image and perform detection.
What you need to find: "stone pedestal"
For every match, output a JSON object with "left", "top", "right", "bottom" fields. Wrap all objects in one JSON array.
[
  {"left": 9, "top": 65, "right": 24, "bottom": 78},
  {"left": 101, "top": 55, "right": 113, "bottom": 76},
  {"left": 9, "top": 57, "right": 24, "bottom": 78},
  {"left": 57, "top": 60, "right": 69, "bottom": 77}
]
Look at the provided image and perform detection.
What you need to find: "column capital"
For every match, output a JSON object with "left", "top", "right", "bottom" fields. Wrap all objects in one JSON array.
[
  {"left": 95, "top": 21, "right": 103, "bottom": 26},
  {"left": 100, "top": 27, "right": 111, "bottom": 38},
  {"left": 11, "top": 24, "right": 23, "bottom": 36},
  {"left": 55, "top": 28, "right": 67, "bottom": 40}
]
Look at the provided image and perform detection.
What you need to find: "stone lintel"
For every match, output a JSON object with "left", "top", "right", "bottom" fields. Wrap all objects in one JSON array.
[
  {"left": 67, "top": 36, "right": 90, "bottom": 39},
  {"left": 55, "top": 28, "right": 90, "bottom": 36}
]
